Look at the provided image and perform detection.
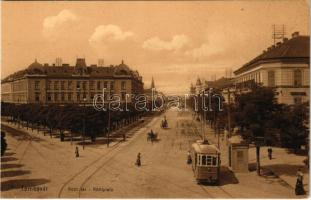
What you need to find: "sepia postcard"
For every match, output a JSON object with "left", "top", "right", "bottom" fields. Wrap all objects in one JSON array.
[{"left": 0, "top": 0, "right": 310, "bottom": 198}]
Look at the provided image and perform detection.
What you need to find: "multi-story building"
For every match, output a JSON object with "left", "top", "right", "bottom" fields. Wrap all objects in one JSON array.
[
  {"left": 1, "top": 58, "right": 144, "bottom": 104},
  {"left": 233, "top": 32, "right": 310, "bottom": 104}
]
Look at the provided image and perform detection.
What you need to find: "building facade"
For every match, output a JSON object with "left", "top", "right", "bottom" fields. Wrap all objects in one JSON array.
[
  {"left": 233, "top": 32, "right": 310, "bottom": 105},
  {"left": 1, "top": 58, "right": 144, "bottom": 105}
]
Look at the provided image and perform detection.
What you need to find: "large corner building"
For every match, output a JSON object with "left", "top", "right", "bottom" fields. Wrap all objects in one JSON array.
[
  {"left": 1, "top": 58, "right": 144, "bottom": 104},
  {"left": 234, "top": 32, "right": 310, "bottom": 104}
]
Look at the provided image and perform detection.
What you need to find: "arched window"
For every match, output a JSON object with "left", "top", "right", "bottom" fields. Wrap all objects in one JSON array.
[
  {"left": 268, "top": 71, "right": 275, "bottom": 87},
  {"left": 293, "top": 69, "right": 302, "bottom": 86}
]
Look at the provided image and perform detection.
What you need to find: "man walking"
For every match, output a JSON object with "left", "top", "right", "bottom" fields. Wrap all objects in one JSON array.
[{"left": 268, "top": 147, "right": 273, "bottom": 160}]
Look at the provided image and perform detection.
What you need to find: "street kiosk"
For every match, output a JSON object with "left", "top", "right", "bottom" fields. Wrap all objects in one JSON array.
[{"left": 228, "top": 135, "right": 249, "bottom": 173}]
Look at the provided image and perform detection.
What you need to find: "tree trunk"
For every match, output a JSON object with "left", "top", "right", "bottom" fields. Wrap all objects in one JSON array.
[{"left": 256, "top": 145, "right": 261, "bottom": 176}]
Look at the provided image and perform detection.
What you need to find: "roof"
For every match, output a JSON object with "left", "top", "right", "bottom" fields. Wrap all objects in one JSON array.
[
  {"left": 234, "top": 35, "right": 310, "bottom": 75},
  {"left": 2, "top": 59, "right": 143, "bottom": 83},
  {"left": 191, "top": 140, "right": 220, "bottom": 154},
  {"left": 206, "top": 77, "right": 234, "bottom": 89}
]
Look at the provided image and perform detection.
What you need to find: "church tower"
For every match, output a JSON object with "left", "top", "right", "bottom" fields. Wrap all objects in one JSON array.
[{"left": 151, "top": 77, "right": 155, "bottom": 89}]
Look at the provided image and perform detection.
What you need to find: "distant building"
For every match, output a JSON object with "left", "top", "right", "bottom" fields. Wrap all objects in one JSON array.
[
  {"left": 234, "top": 32, "right": 310, "bottom": 104},
  {"left": 1, "top": 58, "right": 144, "bottom": 104}
]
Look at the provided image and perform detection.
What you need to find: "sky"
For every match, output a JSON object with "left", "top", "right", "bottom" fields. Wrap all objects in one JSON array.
[{"left": 1, "top": 1, "right": 309, "bottom": 95}]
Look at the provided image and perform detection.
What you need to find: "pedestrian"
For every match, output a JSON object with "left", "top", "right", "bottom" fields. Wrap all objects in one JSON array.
[
  {"left": 295, "top": 168, "right": 305, "bottom": 195},
  {"left": 268, "top": 147, "right": 273, "bottom": 160},
  {"left": 136, "top": 152, "right": 141, "bottom": 167},
  {"left": 75, "top": 146, "right": 79, "bottom": 158},
  {"left": 187, "top": 151, "right": 192, "bottom": 164}
]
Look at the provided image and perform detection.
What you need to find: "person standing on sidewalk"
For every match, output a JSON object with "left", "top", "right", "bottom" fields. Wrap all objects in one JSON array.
[
  {"left": 268, "top": 147, "right": 273, "bottom": 160},
  {"left": 295, "top": 168, "right": 305, "bottom": 195},
  {"left": 75, "top": 146, "right": 79, "bottom": 158},
  {"left": 136, "top": 152, "right": 141, "bottom": 167}
]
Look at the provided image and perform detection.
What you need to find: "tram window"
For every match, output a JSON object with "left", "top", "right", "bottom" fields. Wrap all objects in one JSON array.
[
  {"left": 212, "top": 157, "right": 217, "bottom": 165},
  {"left": 202, "top": 155, "right": 207, "bottom": 165},
  {"left": 206, "top": 156, "right": 212, "bottom": 165}
]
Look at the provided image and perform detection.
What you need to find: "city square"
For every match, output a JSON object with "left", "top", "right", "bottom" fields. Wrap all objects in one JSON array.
[{"left": 1, "top": 1, "right": 310, "bottom": 199}]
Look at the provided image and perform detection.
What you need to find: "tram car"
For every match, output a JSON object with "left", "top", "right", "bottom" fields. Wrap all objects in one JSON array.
[{"left": 190, "top": 140, "right": 220, "bottom": 184}]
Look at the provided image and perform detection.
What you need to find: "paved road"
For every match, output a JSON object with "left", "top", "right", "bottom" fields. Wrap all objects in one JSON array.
[{"left": 1, "top": 108, "right": 297, "bottom": 198}]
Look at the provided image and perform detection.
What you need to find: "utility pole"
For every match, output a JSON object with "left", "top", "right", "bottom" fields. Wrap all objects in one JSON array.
[
  {"left": 227, "top": 88, "right": 231, "bottom": 138},
  {"left": 107, "top": 103, "right": 111, "bottom": 147},
  {"left": 83, "top": 97, "right": 86, "bottom": 150}
]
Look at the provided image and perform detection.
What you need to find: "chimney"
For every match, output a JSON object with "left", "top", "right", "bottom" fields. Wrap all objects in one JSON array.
[
  {"left": 75, "top": 58, "right": 87, "bottom": 68},
  {"left": 283, "top": 37, "right": 288, "bottom": 42},
  {"left": 263, "top": 50, "right": 267, "bottom": 54},
  {"left": 44, "top": 63, "right": 49, "bottom": 67},
  {"left": 276, "top": 42, "right": 282, "bottom": 46},
  {"left": 292, "top": 31, "right": 299, "bottom": 38},
  {"left": 267, "top": 47, "right": 272, "bottom": 51}
]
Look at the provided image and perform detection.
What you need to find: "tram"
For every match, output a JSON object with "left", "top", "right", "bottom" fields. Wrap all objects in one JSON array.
[{"left": 190, "top": 140, "right": 220, "bottom": 184}]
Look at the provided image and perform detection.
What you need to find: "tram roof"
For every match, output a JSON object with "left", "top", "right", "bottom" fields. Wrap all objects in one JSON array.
[{"left": 192, "top": 140, "right": 220, "bottom": 154}]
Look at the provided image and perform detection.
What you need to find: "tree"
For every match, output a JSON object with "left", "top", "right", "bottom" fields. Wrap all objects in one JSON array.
[
  {"left": 234, "top": 85, "right": 279, "bottom": 175},
  {"left": 1, "top": 131, "right": 7, "bottom": 156}
]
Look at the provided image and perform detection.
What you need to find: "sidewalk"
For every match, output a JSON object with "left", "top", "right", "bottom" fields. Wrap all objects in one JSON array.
[
  {"left": 191, "top": 117, "right": 309, "bottom": 195},
  {"left": 249, "top": 146, "right": 309, "bottom": 193}
]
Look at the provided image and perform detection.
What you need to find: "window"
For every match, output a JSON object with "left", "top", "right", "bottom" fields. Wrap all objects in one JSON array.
[
  {"left": 83, "top": 93, "right": 87, "bottom": 100},
  {"left": 293, "top": 69, "right": 302, "bottom": 86},
  {"left": 82, "top": 82, "right": 87, "bottom": 90},
  {"left": 97, "top": 81, "right": 101, "bottom": 90},
  {"left": 68, "top": 93, "right": 72, "bottom": 101},
  {"left": 90, "top": 81, "right": 95, "bottom": 90},
  {"left": 77, "top": 93, "right": 81, "bottom": 101},
  {"left": 54, "top": 81, "right": 59, "bottom": 90},
  {"left": 54, "top": 93, "right": 59, "bottom": 101},
  {"left": 110, "top": 81, "right": 115, "bottom": 91},
  {"left": 35, "top": 92, "right": 40, "bottom": 102},
  {"left": 121, "top": 81, "right": 126, "bottom": 90},
  {"left": 47, "top": 93, "right": 52, "bottom": 101},
  {"left": 121, "top": 92, "right": 126, "bottom": 101},
  {"left": 212, "top": 157, "right": 217, "bottom": 166},
  {"left": 104, "top": 81, "right": 108, "bottom": 89},
  {"left": 35, "top": 81, "right": 40, "bottom": 90},
  {"left": 68, "top": 81, "right": 72, "bottom": 90},
  {"left": 202, "top": 155, "right": 207, "bottom": 165},
  {"left": 61, "top": 93, "right": 65, "bottom": 101},
  {"left": 206, "top": 156, "right": 212, "bottom": 165},
  {"left": 198, "top": 154, "right": 218, "bottom": 166},
  {"left": 268, "top": 71, "right": 275, "bottom": 87},
  {"left": 294, "top": 96, "right": 302, "bottom": 104},
  {"left": 47, "top": 81, "right": 52, "bottom": 90},
  {"left": 90, "top": 92, "right": 95, "bottom": 100},
  {"left": 61, "top": 81, "right": 65, "bottom": 90},
  {"left": 76, "top": 81, "right": 81, "bottom": 90}
]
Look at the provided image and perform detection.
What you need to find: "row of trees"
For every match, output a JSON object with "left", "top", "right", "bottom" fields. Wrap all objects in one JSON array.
[
  {"left": 1, "top": 102, "right": 145, "bottom": 142},
  {"left": 188, "top": 85, "right": 309, "bottom": 151}
]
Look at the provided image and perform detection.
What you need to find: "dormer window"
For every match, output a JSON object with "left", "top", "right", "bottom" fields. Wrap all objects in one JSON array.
[{"left": 293, "top": 69, "right": 302, "bottom": 87}]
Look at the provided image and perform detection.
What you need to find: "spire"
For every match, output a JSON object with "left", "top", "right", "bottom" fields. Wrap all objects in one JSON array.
[
  {"left": 121, "top": 59, "right": 124, "bottom": 65},
  {"left": 151, "top": 77, "right": 155, "bottom": 89}
]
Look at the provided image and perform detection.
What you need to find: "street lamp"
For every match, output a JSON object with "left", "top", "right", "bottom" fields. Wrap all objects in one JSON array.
[
  {"left": 83, "top": 97, "right": 87, "bottom": 150},
  {"left": 106, "top": 91, "right": 111, "bottom": 148},
  {"left": 17, "top": 98, "right": 20, "bottom": 129}
]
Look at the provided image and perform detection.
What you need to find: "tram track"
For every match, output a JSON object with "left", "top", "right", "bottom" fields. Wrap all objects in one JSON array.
[
  {"left": 188, "top": 119, "right": 235, "bottom": 198},
  {"left": 59, "top": 116, "right": 158, "bottom": 198},
  {"left": 77, "top": 116, "right": 162, "bottom": 198},
  {"left": 78, "top": 113, "right": 208, "bottom": 197}
]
